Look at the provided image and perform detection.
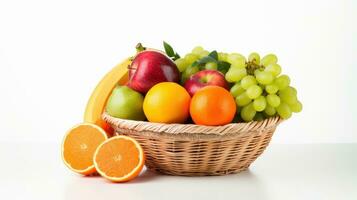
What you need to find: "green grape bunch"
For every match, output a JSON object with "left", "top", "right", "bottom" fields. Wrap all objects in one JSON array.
[{"left": 227, "top": 52, "right": 302, "bottom": 121}]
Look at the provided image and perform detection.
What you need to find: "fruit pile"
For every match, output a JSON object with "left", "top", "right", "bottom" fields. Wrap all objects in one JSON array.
[
  {"left": 62, "top": 42, "right": 302, "bottom": 183},
  {"left": 106, "top": 42, "right": 302, "bottom": 125}
]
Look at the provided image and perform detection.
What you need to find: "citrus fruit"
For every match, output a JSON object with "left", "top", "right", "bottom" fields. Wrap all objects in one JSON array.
[
  {"left": 190, "top": 86, "right": 236, "bottom": 126},
  {"left": 62, "top": 123, "right": 108, "bottom": 175},
  {"left": 93, "top": 135, "right": 145, "bottom": 182},
  {"left": 143, "top": 82, "right": 191, "bottom": 123}
]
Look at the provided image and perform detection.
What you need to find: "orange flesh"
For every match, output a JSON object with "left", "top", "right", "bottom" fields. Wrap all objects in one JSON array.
[
  {"left": 63, "top": 125, "right": 107, "bottom": 171},
  {"left": 95, "top": 138, "right": 141, "bottom": 177}
]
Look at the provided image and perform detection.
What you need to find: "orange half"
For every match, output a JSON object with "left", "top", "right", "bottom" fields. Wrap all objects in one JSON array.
[
  {"left": 62, "top": 123, "right": 108, "bottom": 175},
  {"left": 94, "top": 135, "right": 145, "bottom": 182}
]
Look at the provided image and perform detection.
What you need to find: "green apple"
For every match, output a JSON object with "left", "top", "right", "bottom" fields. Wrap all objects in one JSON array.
[{"left": 106, "top": 86, "right": 146, "bottom": 120}]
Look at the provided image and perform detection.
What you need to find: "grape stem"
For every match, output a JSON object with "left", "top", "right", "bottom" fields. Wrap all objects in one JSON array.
[{"left": 246, "top": 61, "right": 264, "bottom": 75}]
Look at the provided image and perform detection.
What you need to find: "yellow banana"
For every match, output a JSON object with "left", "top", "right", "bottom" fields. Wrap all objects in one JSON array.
[{"left": 84, "top": 58, "right": 131, "bottom": 133}]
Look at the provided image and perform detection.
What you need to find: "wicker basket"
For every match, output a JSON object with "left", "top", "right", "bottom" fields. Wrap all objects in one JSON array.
[{"left": 103, "top": 113, "right": 282, "bottom": 176}]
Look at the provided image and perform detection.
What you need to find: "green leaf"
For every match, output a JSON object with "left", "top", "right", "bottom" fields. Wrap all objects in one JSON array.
[
  {"left": 163, "top": 41, "right": 175, "bottom": 57},
  {"left": 163, "top": 41, "right": 180, "bottom": 60},
  {"left": 175, "top": 52, "right": 180, "bottom": 59},
  {"left": 217, "top": 61, "right": 231, "bottom": 74},
  {"left": 208, "top": 50, "right": 218, "bottom": 60}
]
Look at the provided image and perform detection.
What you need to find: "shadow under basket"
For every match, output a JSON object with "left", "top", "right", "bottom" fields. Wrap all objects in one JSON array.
[{"left": 103, "top": 113, "right": 283, "bottom": 176}]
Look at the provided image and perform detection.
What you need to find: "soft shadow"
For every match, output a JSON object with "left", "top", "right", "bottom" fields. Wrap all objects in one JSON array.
[{"left": 120, "top": 168, "right": 160, "bottom": 184}]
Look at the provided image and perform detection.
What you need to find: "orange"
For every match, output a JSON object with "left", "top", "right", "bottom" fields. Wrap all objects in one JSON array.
[
  {"left": 143, "top": 82, "right": 191, "bottom": 123},
  {"left": 93, "top": 135, "right": 145, "bottom": 182},
  {"left": 62, "top": 123, "right": 108, "bottom": 175},
  {"left": 190, "top": 86, "right": 236, "bottom": 126}
]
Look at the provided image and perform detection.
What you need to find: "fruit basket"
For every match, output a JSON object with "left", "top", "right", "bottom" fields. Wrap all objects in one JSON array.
[
  {"left": 64, "top": 43, "right": 302, "bottom": 181},
  {"left": 103, "top": 112, "right": 282, "bottom": 176}
]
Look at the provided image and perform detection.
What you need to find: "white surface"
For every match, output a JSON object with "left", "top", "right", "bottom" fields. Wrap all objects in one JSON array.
[
  {"left": 1, "top": 142, "right": 356, "bottom": 200},
  {"left": 0, "top": 0, "right": 356, "bottom": 143}
]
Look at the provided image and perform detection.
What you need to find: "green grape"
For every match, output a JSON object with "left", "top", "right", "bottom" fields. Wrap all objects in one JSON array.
[
  {"left": 289, "top": 86, "right": 297, "bottom": 96},
  {"left": 280, "top": 93, "right": 297, "bottom": 105},
  {"left": 218, "top": 52, "right": 228, "bottom": 61},
  {"left": 253, "top": 96, "right": 267, "bottom": 111},
  {"left": 274, "top": 75, "right": 290, "bottom": 90},
  {"left": 246, "top": 85, "right": 262, "bottom": 99},
  {"left": 266, "top": 94, "right": 281, "bottom": 107},
  {"left": 261, "top": 54, "right": 278, "bottom": 66},
  {"left": 264, "top": 105, "right": 276, "bottom": 116},
  {"left": 248, "top": 52, "right": 260, "bottom": 64},
  {"left": 199, "top": 50, "right": 209, "bottom": 58},
  {"left": 241, "top": 75, "right": 257, "bottom": 89},
  {"left": 290, "top": 100, "right": 303, "bottom": 113},
  {"left": 265, "top": 63, "right": 281, "bottom": 77},
  {"left": 184, "top": 53, "right": 199, "bottom": 65},
  {"left": 181, "top": 66, "right": 199, "bottom": 84},
  {"left": 192, "top": 46, "right": 204, "bottom": 54},
  {"left": 230, "top": 82, "right": 245, "bottom": 97},
  {"left": 225, "top": 67, "right": 247, "bottom": 82},
  {"left": 254, "top": 69, "right": 263, "bottom": 76},
  {"left": 241, "top": 103, "right": 256, "bottom": 122},
  {"left": 279, "top": 87, "right": 298, "bottom": 105},
  {"left": 231, "top": 62, "right": 246, "bottom": 69},
  {"left": 205, "top": 62, "right": 218, "bottom": 70},
  {"left": 174, "top": 58, "right": 188, "bottom": 72},
  {"left": 227, "top": 53, "right": 246, "bottom": 66},
  {"left": 256, "top": 71, "right": 274, "bottom": 85},
  {"left": 254, "top": 112, "right": 265, "bottom": 121},
  {"left": 276, "top": 102, "right": 292, "bottom": 119},
  {"left": 236, "top": 92, "right": 251, "bottom": 106},
  {"left": 265, "top": 83, "right": 279, "bottom": 94}
]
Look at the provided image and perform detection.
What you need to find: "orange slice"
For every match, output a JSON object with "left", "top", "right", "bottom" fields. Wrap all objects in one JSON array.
[
  {"left": 62, "top": 123, "right": 108, "bottom": 175},
  {"left": 94, "top": 135, "right": 145, "bottom": 182}
]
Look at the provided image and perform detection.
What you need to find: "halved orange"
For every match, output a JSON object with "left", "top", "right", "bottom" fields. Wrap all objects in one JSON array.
[
  {"left": 62, "top": 123, "right": 108, "bottom": 175},
  {"left": 94, "top": 135, "right": 145, "bottom": 182}
]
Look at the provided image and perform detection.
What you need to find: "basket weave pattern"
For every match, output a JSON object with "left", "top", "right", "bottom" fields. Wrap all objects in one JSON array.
[{"left": 103, "top": 113, "right": 282, "bottom": 176}]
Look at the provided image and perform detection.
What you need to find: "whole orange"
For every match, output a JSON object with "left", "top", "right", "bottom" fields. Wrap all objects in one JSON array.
[
  {"left": 190, "top": 86, "right": 236, "bottom": 126},
  {"left": 143, "top": 82, "right": 191, "bottom": 123}
]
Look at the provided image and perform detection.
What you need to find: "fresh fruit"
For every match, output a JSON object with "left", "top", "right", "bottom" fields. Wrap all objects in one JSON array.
[
  {"left": 253, "top": 96, "right": 267, "bottom": 111},
  {"left": 94, "top": 136, "right": 145, "bottom": 183},
  {"left": 246, "top": 85, "right": 262, "bottom": 99},
  {"left": 276, "top": 102, "right": 292, "bottom": 119},
  {"left": 266, "top": 94, "right": 281, "bottom": 107},
  {"left": 265, "top": 63, "right": 281, "bottom": 77},
  {"left": 184, "top": 70, "right": 229, "bottom": 96},
  {"left": 106, "top": 86, "right": 145, "bottom": 120},
  {"left": 62, "top": 123, "right": 108, "bottom": 175},
  {"left": 174, "top": 58, "right": 189, "bottom": 72},
  {"left": 274, "top": 75, "right": 290, "bottom": 90},
  {"left": 235, "top": 92, "right": 252, "bottom": 107},
  {"left": 241, "top": 103, "right": 256, "bottom": 122},
  {"left": 127, "top": 50, "right": 180, "bottom": 93},
  {"left": 261, "top": 54, "right": 278, "bottom": 66},
  {"left": 227, "top": 53, "right": 246, "bottom": 66},
  {"left": 225, "top": 67, "right": 247, "bottom": 82},
  {"left": 84, "top": 58, "right": 131, "bottom": 134},
  {"left": 241, "top": 75, "right": 257, "bottom": 89},
  {"left": 143, "top": 82, "right": 191, "bottom": 123},
  {"left": 255, "top": 71, "right": 274, "bottom": 85},
  {"left": 190, "top": 86, "right": 236, "bottom": 126},
  {"left": 230, "top": 82, "right": 245, "bottom": 97}
]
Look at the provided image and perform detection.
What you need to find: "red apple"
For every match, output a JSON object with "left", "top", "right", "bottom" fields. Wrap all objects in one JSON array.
[
  {"left": 184, "top": 70, "right": 229, "bottom": 96},
  {"left": 127, "top": 50, "right": 180, "bottom": 93}
]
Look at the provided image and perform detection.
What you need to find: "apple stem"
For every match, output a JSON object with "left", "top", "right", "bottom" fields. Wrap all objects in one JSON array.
[{"left": 136, "top": 43, "right": 146, "bottom": 53}]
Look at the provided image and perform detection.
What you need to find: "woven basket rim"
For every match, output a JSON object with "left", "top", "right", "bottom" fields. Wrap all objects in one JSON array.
[{"left": 102, "top": 112, "right": 283, "bottom": 136}]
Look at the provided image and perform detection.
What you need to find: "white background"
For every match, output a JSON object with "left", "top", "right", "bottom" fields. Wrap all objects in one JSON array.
[{"left": 1, "top": 0, "right": 356, "bottom": 144}]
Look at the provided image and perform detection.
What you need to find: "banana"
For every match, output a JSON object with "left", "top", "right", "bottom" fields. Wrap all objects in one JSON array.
[{"left": 84, "top": 58, "right": 131, "bottom": 134}]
